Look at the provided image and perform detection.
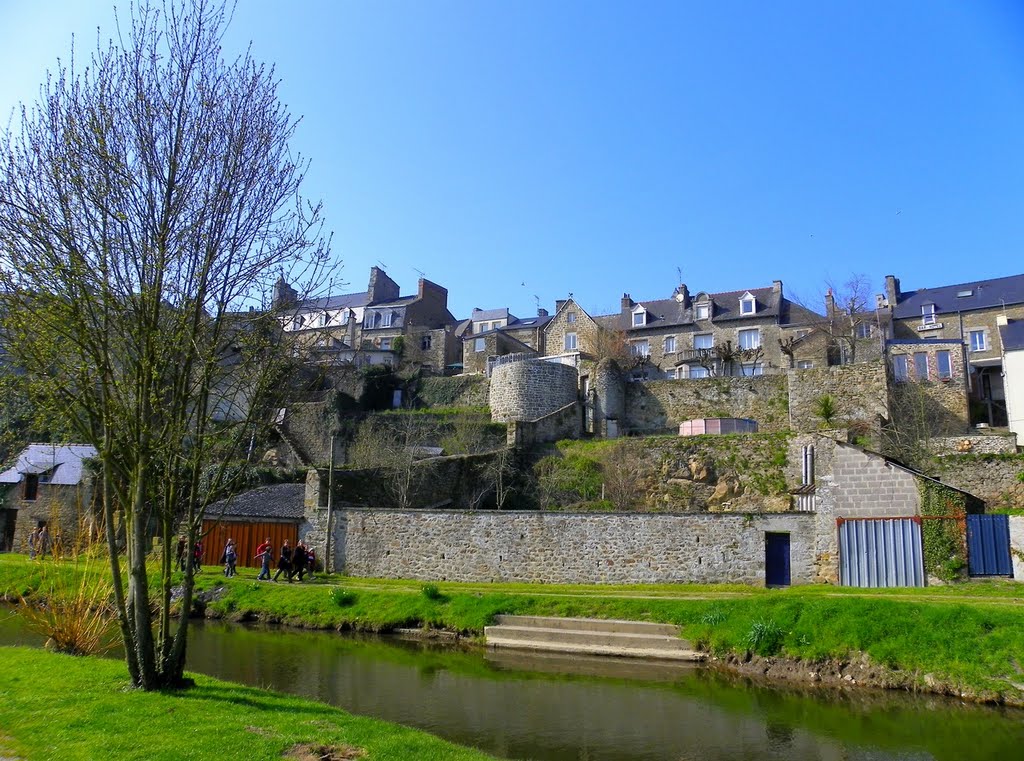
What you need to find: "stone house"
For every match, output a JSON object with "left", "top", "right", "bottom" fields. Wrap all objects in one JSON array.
[
  {"left": 611, "top": 281, "right": 827, "bottom": 380},
  {"left": 0, "top": 444, "right": 98, "bottom": 553},
  {"left": 541, "top": 297, "right": 603, "bottom": 367},
  {"left": 886, "top": 339, "right": 971, "bottom": 434},
  {"left": 460, "top": 307, "right": 550, "bottom": 375},
  {"left": 887, "top": 272, "right": 1024, "bottom": 426},
  {"left": 276, "top": 267, "right": 458, "bottom": 372}
]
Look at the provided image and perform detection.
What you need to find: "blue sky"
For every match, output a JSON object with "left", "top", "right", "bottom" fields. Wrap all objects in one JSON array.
[{"left": 2, "top": 1, "right": 1023, "bottom": 318}]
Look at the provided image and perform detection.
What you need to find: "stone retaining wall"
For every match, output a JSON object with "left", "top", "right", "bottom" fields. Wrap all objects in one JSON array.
[
  {"left": 932, "top": 454, "right": 1024, "bottom": 508},
  {"left": 489, "top": 360, "right": 578, "bottom": 422},
  {"left": 930, "top": 434, "right": 1018, "bottom": 456},
  {"left": 507, "top": 402, "right": 581, "bottom": 447},
  {"left": 787, "top": 362, "right": 889, "bottom": 434},
  {"left": 327, "top": 509, "right": 817, "bottom": 585}
]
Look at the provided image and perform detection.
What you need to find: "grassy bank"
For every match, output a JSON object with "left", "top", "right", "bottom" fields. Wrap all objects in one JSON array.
[
  {"left": 0, "top": 646, "right": 495, "bottom": 760},
  {"left": 3, "top": 555, "right": 1024, "bottom": 704}
]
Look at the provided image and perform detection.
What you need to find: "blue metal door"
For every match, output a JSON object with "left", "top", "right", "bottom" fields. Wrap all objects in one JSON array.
[
  {"left": 765, "top": 532, "right": 791, "bottom": 587},
  {"left": 967, "top": 514, "right": 1012, "bottom": 576}
]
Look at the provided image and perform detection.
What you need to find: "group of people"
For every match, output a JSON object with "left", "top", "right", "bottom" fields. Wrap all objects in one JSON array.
[
  {"left": 27, "top": 526, "right": 50, "bottom": 560},
  {"left": 255, "top": 537, "right": 315, "bottom": 583},
  {"left": 175, "top": 536, "right": 204, "bottom": 572}
]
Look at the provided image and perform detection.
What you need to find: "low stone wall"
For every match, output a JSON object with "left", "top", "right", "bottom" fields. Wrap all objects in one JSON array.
[
  {"left": 930, "top": 434, "right": 1018, "bottom": 456},
  {"left": 328, "top": 509, "right": 817, "bottom": 585},
  {"left": 932, "top": 454, "right": 1024, "bottom": 508},
  {"left": 415, "top": 375, "right": 490, "bottom": 409},
  {"left": 625, "top": 375, "right": 789, "bottom": 434},
  {"left": 508, "top": 402, "right": 581, "bottom": 447},
  {"left": 1010, "top": 516, "right": 1024, "bottom": 582},
  {"left": 489, "top": 360, "right": 578, "bottom": 422},
  {"left": 787, "top": 362, "right": 889, "bottom": 434}
]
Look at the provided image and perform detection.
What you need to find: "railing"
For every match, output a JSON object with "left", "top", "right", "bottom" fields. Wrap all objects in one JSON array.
[{"left": 486, "top": 352, "right": 536, "bottom": 377}]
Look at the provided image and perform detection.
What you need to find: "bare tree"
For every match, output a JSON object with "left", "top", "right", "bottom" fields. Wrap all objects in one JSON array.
[
  {"left": 0, "top": 0, "right": 328, "bottom": 690},
  {"left": 791, "top": 274, "right": 886, "bottom": 366}
]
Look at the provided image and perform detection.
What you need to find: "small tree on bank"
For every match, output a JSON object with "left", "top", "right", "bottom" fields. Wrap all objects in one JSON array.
[{"left": 0, "top": 0, "right": 328, "bottom": 690}]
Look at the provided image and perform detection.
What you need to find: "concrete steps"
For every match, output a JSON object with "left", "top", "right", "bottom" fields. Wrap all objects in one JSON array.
[{"left": 484, "top": 615, "right": 705, "bottom": 662}]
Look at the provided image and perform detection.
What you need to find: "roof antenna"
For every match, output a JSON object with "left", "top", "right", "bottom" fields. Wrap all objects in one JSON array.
[
  {"left": 376, "top": 260, "right": 388, "bottom": 270},
  {"left": 413, "top": 267, "right": 426, "bottom": 279}
]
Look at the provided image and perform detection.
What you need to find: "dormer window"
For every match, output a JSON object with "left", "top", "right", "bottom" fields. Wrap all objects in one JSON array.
[
  {"left": 740, "top": 293, "right": 756, "bottom": 315},
  {"left": 695, "top": 303, "right": 710, "bottom": 321},
  {"left": 921, "top": 303, "right": 936, "bottom": 325},
  {"left": 631, "top": 305, "right": 647, "bottom": 327}
]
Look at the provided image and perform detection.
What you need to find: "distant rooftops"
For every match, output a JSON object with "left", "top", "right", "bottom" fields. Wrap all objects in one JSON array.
[
  {"left": 893, "top": 273, "right": 1024, "bottom": 319},
  {"left": 0, "top": 444, "right": 98, "bottom": 486}
]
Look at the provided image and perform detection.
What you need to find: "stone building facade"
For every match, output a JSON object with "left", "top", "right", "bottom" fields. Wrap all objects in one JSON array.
[
  {"left": 541, "top": 298, "right": 602, "bottom": 363},
  {"left": 886, "top": 339, "right": 970, "bottom": 434}
]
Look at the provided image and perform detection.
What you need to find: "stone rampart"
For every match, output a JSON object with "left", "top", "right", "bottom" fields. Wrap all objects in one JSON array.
[
  {"left": 489, "top": 360, "right": 578, "bottom": 422},
  {"left": 507, "top": 402, "right": 581, "bottom": 447},
  {"left": 624, "top": 375, "right": 789, "bottom": 434},
  {"left": 329, "top": 509, "right": 817, "bottom": 585}
]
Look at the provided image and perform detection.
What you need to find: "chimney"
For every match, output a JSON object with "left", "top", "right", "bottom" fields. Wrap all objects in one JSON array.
[
  {"left": 824, "top": 287, "right": 835, "bottom": 316},
  {"left": 272, "top": 275, "right": 297, "bottom": 309},
  {"left": 997, "top": 314, "right": 1009, "bottom": 327},
  {"left": 367, "top": 267, "right": 400, "bottom": 304},
  {"left": 673, "top": 283, "right": 690, "bottom": 308},
  {"left": 555, "top": 299, "right": 567, "bottom": 314},
  {"left": 772, "top": 280, "right": 783, "bottom": 297},
  {"left": 621, "top": 293, "right": 633, "bottom": 311},
  {"left": 537, "top": 307, "right": 549, "bottom": 318},
  {"left": 884, "top": 275, "right": 900, "bottom": 308}
]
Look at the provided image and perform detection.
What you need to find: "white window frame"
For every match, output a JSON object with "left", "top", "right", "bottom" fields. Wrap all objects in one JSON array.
[
  {"left": 664, "top": 335, "right": 676, "bottom": 354},
  {"left": 694, "top": 333, "right": 714, "bottom": 350},
  {"left": 695, "top": 303, "right": 710, "bottom": 321},
  {"left": 689, "top": 365, "right": 709, "bottom": 379},
  {"left": 969, "top": 329, "right": 987, "bottom": 352},
  {"left": 380, "top": 338, "right": 392, "bottom": 351},
  {"left": 740, "top": 295, "right": 756, "bottom": 315},
  {"left": 474, "top": 337, "right": 485, "bottom": 353},
  {"left": 921, "top": 304, "right": 936, "bottom": 326},
  {"left": 738, "top": 328, "right": 760, "bottom": 350},
  {"left": 666, "top": 368, "right": 677, "bottom": 380},
  {"left": 380, "top": 312, "right": 393, "bottom": 328},
  {"left": 564, "top": 332, "right": 578, "bottom": 351},
  {"left": 630, "top": 339, "right": 650, "bottom": 357},
  {"left": 855, "top": 322, "right": 872, "bottom": 339},
  {"left": 566, "top": 312, "right": 576, "bottom": 324},
  {"left": 632, "top": 308, "right": 646, "bottom": 327},
  {"left": 796, "top": 360, "right": 813, "bottom": 369}
]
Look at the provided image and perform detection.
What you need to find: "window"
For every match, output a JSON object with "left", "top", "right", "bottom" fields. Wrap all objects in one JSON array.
[
  {"left": 380, "top": 338, "right": 392, "bottom": 351},
  {"left": 666, "top": 368, "right": 677, "bottom": 380},
  {"left": 421, "top": 335, "right": 432, "bottom": 351},
  {"left": 630, "top": 339, "right": 649, "bottom": 357},
  {"left": 893, "top": 354, "right": 909, "bottom": 381},
  {"left": 913, "top": 352, "right": 928, "bottom": 380},
  {"left": 969, "top": 329, "right": 987, "bottom": 352},
  {"left": 738, "top": 328, "right": 760, "bottom": 350},
  {"left": 478, "top": 322, "right": 489, "bottom": 332},
  {"left": 741, "top": 363, "right": 764, "bottom": 376},
  {"left": 320, "top": 312, "right": 329, "bottom": 327},
  {"left": 689, "top": 366, "right": 709, "bottom": 379},
  {"left": 796, "top": 360, "right": 813, "bottom": 369},
  {"left": 23, "top": 474, "right": 38, "bottom": 502},
  {"left": 695, "top": 303, "right": 710, "bottom": 320},
  {"left": 921, "top": 304, "right": 936, "bottom": 325},
  {"left": 566, "top": 312, "right": 576, "bottom": 324},
  {"left": 564, "top": 332, "right": 578, "bottom": 351},
  {"left": 855, "top": 322, "right": 872, "bottom": 339},
  {"left": 664, "top": 336, "right": 676, "bottom": 353},
  {"left": 632, "top": 311, "right": 646, "bottom": 327},
  {"left": 740, "top": 296, "right": 756, "bottom": 315},
  {"left": 694, "top": 333, "right": 713, "bottom": 350},
  {"left": 937, "top": 350, "right": 951, "bottom": 379},
  {"left": 474, "top": 337, "right": 485, "bottom": 353}
]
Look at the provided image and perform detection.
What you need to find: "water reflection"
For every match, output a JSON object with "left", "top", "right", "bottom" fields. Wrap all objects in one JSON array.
[{"left": 2, "top": 610, "right": 1021, "bottom": 761}]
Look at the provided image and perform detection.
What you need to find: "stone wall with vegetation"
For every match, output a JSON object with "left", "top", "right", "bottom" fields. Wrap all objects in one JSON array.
[
  {"left": 530, "top": 434, "right": 792, "bottom": 513},
  {"left": 624, "top": 375, "right": 790, "bottom": 434},
  {"left": 787, "top": 362, "right": 889, "bottom": 434},
  {"left": 931, "top": 454, "right": 1024, "bottom": 508},
  {"left": 278, "top": 401, "right": 334, "bottom": 466},
  {"left": 507, "top": 402, "right": 581, "bottom": 447},
  {"left": 414, "top": 375, "right": 490, "bottom": 409},
  {"left": 330, "top": 508, "right": 817, "bottom": 585}
]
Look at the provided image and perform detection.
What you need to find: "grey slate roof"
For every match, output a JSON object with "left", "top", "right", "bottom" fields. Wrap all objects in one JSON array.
[
  {"left": 203, "top": 483, "right": 305, "bottom": 521},
  {"left": 893, "top": 273, "right": 1024, "bottom": 320},
  {"left": 0, "top": 444, "right": 97, "bottom": 485},
  {"left": 610, "top": 286, "right": 821, "bottom": 331},
  {"left": 999, "top": 320, "right": 1024, "bottom": 352},
  {"left": 289, "top": 292, "right": 369, "bottom": 313},
  {"left": 471, "top": 307, "right": 512, "bottom": 322}
]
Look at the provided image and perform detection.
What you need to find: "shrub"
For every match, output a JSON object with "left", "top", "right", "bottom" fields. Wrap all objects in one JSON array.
[
  {"left": 329, "top": 588, "right": 356, "bottom": 607},
  {"left": 420, "top": 583, "right": 443, "bottom": 601},
  {"left": 20, "top": 555, "right": 115, "bottom": 656}
]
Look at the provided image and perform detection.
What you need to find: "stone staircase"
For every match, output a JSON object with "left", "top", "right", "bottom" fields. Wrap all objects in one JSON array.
[{"left": 484, "top": 615, "right": 705, "bottom": 662}]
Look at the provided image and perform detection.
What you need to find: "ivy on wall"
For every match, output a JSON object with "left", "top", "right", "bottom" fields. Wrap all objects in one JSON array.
[{"left": 918, "top": 480, "right": 976, "bottom": 582}]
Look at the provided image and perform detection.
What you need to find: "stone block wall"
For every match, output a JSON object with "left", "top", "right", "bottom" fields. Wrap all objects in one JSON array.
[
  {"left": 787, "top": 361, "right": 889, "bottom": 433},
  {"left": 887, "top": 341, "right": 970, "bottom": 433},
  {"left": 931, "top": 454, "right": 1024, "bottom": 508},
  {"left": 831, "top": 443, "right": 921, "bottom": 518},
  {"left": 624, "top": 375, "right": 789, "bottom": 434},
  {"left": 929, "top": 434, "right": 1018, "bottom": 456},
  {"left": 280, "top": 401, "right": 334, "bottom": 466},
  {"left": 329, "top": 509, "right": 817, "bottom": 585},
  {"left": 8, "top": 484, "right": 95, "bottom": 553},
  {"left": 508, "top": 402, "right": 582, "bottom": 447},
  {"left": 490, "top": 360, "right": 579, "bottom": 422}
]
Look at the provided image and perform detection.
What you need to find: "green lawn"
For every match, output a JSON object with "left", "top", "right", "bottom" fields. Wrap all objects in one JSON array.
[{"left": 0, "top": 646, "right": 495, "bottom": 760}]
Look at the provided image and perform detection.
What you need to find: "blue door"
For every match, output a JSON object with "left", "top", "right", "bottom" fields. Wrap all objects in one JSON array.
[
  {"left": 765, "top": 532, "right": 791, "bottom": 587},
  {"left": 967, "top": 514, "right": 1012, "bottom": 576}
]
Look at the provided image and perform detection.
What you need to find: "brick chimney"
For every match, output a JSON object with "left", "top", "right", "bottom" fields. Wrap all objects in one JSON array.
[
  {"left": 621, "top": 293, "right": 633, "bottom": 311},
  {"left": 537, "top": 307, "right": 549, "bottom": 318},
  {"left": 884, "top": 275, "right": 901, "bottom": 308}
]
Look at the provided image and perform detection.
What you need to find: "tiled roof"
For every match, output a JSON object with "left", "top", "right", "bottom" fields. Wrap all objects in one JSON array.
[
  {"left": 203, "top": 483, "right": 305, "bottom": 520},
  {"left": 0, "top": 444, "right": 98, "bottom": 485},
  {"left": 1000, "top": 320, "right": 1024, "bottom": 352},
  {"left": 893, "top": 273, "right": 1024, "bottom": 319}
]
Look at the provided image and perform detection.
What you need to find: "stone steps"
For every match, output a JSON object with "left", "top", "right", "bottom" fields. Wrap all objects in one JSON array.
[{"left": 484, "top": 615, "right": 705, "bottom": 662}]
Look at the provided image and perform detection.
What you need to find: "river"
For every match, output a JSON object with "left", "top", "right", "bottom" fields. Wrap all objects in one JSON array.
[{"left": 2, "top": 609, "right": 1021, "bottom": 760}]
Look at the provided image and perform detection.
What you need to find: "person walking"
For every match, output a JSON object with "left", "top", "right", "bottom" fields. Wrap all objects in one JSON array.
[
  {"left": 28, "top": 527, "right": 39, "bottom": 560},
  {"left": 176, "top": 536, "right": 187, "bottom": 572},
  {"left": 292, "top": 541, "right": 308, "bottom": 582},
  {"left": 255, "top": 539, "right": 273, "bottom": 580},
  {"left": 272, "top": 540, "right": 293, "bottom": 582},
  {"left": 193, "top": 540, "right": 203, "bottom": 571},
  {"left": 306, "top": 546, "right": 316, "bottom": 580},
  {"left": 37, "top": 526, "right": 50, "bottom": 559},
  {"left": 223, "top": 538, "right": 237, "bottom": 577}
]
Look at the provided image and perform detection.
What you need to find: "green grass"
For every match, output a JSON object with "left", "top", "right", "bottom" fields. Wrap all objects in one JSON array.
[
  {"left": 0, "top": 646, "right": 495, "bottom": 760},
  {"left": 4, "top": 555, "right": 1024, "bottom": 702}
]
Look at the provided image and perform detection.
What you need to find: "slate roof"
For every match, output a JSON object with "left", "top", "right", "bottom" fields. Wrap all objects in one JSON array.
[
  {"left": 893, "top": 273, "right": 1024, "bottom": 320},
  {"left": 471, "top": 307, "right": 511, "bottom": 322},
  {"left": 999, "top": 320, "right": 1024, "bottom": 352},
  {"left": 609, "top": 286, "right": 821, "bottom": 331},
  {"left": 203, "top": 483, "right": 305, "bottom": 521},
  {"left": 0, "top": 444, "right": 98, "bottom": 485},
  {"left": 505, "top": 315, "right": 551, "bottom": 330},
  {"left": 289, "top": 292, "right": 369, "bottom": 313}
]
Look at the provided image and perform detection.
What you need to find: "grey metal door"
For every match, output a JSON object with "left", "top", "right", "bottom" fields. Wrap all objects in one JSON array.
[{"left": 839, "top": 518, "right": 925, "bottom": 588}]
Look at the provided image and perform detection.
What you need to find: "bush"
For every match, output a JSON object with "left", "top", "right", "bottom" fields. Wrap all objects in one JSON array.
[
  {"left": 746, "top": 618, "right": 784, "bottom": 656},
  {"left": 421, "top": 583, "right": 443, "bottom": 601},
  {"left": 329, "top": 588, "right": 356, "bottom": 607}
]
